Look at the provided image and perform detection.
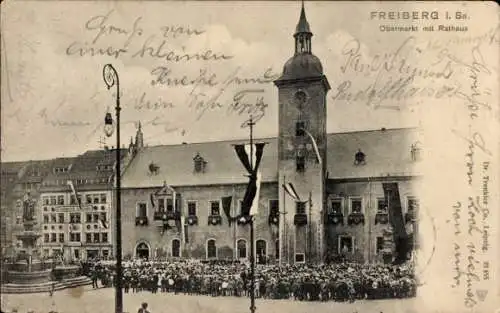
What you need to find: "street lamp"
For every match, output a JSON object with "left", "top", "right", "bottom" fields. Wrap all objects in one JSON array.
[{"left": 102, "top": 64, "right": 123, "bottom": 313}]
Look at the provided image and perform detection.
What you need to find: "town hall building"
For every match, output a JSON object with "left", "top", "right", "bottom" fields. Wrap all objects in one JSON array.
[{"left": 119, "top": 4, "right": 423, "bottom": 264}]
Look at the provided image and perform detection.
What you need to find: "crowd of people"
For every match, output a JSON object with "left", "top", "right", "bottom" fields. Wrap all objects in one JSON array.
[{"left": 84, "top": 259, "right": 417, "bottom": 302}]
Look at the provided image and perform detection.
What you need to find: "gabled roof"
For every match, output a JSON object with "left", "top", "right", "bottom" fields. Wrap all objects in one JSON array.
[{"left": 121, "top": 127, "right": 422, "bottom": 189}]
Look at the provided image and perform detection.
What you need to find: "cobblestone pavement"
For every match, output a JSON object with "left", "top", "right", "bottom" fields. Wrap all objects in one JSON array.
[{"left": 1, "top": 286, "right": 421, "bottom": 313}]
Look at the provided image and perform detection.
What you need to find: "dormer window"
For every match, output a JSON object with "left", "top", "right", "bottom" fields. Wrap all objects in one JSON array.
[
  {"left": 54, "top": 166, "right": 69, "bottom": 174},
  {"left": 411, "top": 141, "right": 422, "bottom": 162},
  {"left": 149, "top": 162, "right": 160, "bottom": 175},
  {"left": 354, "top": 149, "right": 366, "bottom": 165},
  {"left": 193, "top": 153, "right": 207, "bottom": 173}
]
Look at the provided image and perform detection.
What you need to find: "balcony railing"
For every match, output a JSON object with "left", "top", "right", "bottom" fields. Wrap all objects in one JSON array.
[
  {"left": 135, "top": 216, "right": 148, "bottom": 226},
  {"left": 153, "top": 211, "right": 180, "bottom": 221},
  {"left": 208, "top": 215, "right": 222, "bottom": 226},
  {"left": 375, "top": 213, "right": 389, "bottom": 225},
  {"left": 237, "top": 215, "right": 251, "bottom": 225},
  {"left": 294, "top": 213, "right": 307, "bottom": 226},
  {"left": 347, "top": 212, "right": 365, "bottom": 225},
  {"left": 186, "top": 215, "right": 198, "bottom": 226},
  {"left": 268, "top": 214, "right": 279, "bottom": 226},
  {"left": 326, "top": 213, "right": 344, "bottom": 225}
]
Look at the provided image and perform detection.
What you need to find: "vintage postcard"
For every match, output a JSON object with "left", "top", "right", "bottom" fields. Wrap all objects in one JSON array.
[{"left": 1, "top": 1, "right": 498, "bottom": 313}]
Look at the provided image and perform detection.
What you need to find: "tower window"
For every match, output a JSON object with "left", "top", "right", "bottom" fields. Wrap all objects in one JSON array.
[
  {"left": 296, "top": 201, "right": 306, "bottom": 214},
  {"left": 296, "top": 155, "right": 305, "bottom": 171},
  {"left": 295, "top": 121, "right": 305, "bottom": 136}
]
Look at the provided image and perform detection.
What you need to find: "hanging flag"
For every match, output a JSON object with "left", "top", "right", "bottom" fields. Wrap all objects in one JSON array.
[
  {"left": 249, "top": 171, "right": 262, "bottom": 216},
  {"left": 234, "top": 143, "right": 266, "bottom": 216},
  {"left": 302, "top": 129, "right": 322, "bottom": 164},
  {"left": 283, "top": 182, "right": 301, "bottom": 201},
  {"left": 150, "top": 192, "right": 157, "bottom": 210},
  {"left": 98, "top": 218, "right": 109, "bottom": 229},
  {"left": 67, "top": 181, "right": 82, "bottom": 210},
  {"left": 222, "top": 196, "right": 233, "bottom": 226},
  {"left": 181, "top": 216, "right": 188, "bottom": 244},
  {"left": 183, "top": 218, "right": 189, "bottom": 243}
]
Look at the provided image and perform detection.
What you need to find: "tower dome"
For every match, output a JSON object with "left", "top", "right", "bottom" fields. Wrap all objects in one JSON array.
[
  {"left": 281, "top": 53, "right": 323, "bottom": 80},
  {"left": 277, "top": 2, "right": 325, "bottom": 81}
]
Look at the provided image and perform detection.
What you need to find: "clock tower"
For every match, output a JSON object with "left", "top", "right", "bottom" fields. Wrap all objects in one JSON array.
[{"left": 274, "top": 2, "right": 330, "bottom": 264}]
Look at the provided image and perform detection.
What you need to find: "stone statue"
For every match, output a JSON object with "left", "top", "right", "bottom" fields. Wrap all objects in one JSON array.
[{"left": 22, "top": 193, "right": 35, "bottom": 222}]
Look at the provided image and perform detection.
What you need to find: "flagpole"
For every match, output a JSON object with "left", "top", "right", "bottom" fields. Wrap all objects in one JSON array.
[
  {"left": 279, "top": 175, "right": 285, "bottom": 267},
  {"left": 248, "top": 116, "right": 256, "bottom": 313},
  {"left": 308, "top": 192, "right": 312, "bottom": 262},
  {"left": 232, "top": 186, "right": 236, "bottom": 260}
]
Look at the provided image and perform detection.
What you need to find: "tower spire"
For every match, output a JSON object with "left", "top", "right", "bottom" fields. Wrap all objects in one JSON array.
[
  {"left": 294, "top": 1, "right": 312, "bottom": 54},
  {"left": 135, "top": 121, "right": 144, "bottom": 150}
]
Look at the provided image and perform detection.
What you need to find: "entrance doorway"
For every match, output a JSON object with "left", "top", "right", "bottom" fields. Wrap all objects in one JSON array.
[
  {"left": 256, "top": 240, "right": 267, "bottom": 264},
  {"left": 172, "top": 239, "right": 180, "bottom": 257},
  {"left": 135, "top": 242, "right": 150, "bottom": 260}
]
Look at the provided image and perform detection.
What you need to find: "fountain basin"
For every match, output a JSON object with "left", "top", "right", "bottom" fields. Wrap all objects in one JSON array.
[
  {"left": 53, "top": 265, "right": 80, "bottom": 281},
  {"left": 6, "top": 260, "right": 54, "bottom": 272},
  {"left": 6, "top": 269, "right": 52, "bottom": 285}
]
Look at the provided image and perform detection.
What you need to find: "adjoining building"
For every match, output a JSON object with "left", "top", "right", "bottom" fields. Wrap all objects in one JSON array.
[
  {"left": 37, "top": 143, "right": 137, "bottom": 261},
  {"left": 119, "top": 4, "right": 423, "bottom": 264},
  {"left": 1, "top": 160, "right": 54, "bottom": 255}
]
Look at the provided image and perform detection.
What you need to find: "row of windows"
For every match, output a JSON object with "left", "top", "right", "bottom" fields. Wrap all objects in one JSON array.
[
  {"left": 42, "top": 178, "right": 112, "bottom": 186},
  {"left": 42, "top": 248, "right": 110, "bottom": 260},
  {"left": 135, "top": 197, "right": 418, "bottom": 217},
  {"left": 43, "top": 232, "right": 108, "bottom": 243},
  {"left": 42, "top": 193, "right": 108, "bottom": 206},
  {"left": 338, "top": 236, "right": 387, "bottom": 255},
  {"left": 43, "top": 213, "right": 107, "bottom": 224},
  {"left": 328, "top": 197, "right": 419, "bottom": 214},
  {"left": 136, "top": 200, "right": 279, "bottom": 217}
]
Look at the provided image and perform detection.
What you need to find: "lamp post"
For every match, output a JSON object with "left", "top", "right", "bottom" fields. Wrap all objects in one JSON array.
[{"left": 102, "top": 64, "right": 123, "bottom": 313}]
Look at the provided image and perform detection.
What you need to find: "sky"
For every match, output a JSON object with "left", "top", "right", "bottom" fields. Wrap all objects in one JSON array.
[{"left": 0, "top": 1, "right": 497, "bottom": 162}]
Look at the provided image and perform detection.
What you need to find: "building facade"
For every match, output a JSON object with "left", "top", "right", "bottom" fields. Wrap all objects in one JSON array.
[
  {"left": 119, "top": 4, "right": 423, "bottom": 264},
  {"left": 37, "top": 147, "right": 134, "bottom": 261},
  {"left": 1, "top": 160, "right": 54, "bottom": 255}
]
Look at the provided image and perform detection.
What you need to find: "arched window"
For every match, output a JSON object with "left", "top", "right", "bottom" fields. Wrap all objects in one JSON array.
[
  {"left": 172, "top": 239, "right": 180, "bottom": 257},
  {"left": 256, "top": 240, "right": 267, "bottom": 264},
  {"left": 237, "top": 239, "right": 247, "bottom": 259},
  {"left": 206, "top": 239, "right": 217, "bottom": 259}
]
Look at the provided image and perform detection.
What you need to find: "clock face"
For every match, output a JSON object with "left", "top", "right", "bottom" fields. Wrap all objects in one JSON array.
[{"left": 294, "top": 91, "right": 307, "bottom": 105}]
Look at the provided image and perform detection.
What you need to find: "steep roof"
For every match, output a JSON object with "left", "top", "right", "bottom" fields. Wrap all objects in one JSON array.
[
  {"left": 122, "top": 138, "right": 279, "bottom": 188},
  {"left": 39, "top": 149, "right": 128, "bottom": 192},
  {"left": 121, "top": 127, "right": 422, "bottom": 189},
  {"left": 327, "top": 127, "right": 422, "bottom": 179}
]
